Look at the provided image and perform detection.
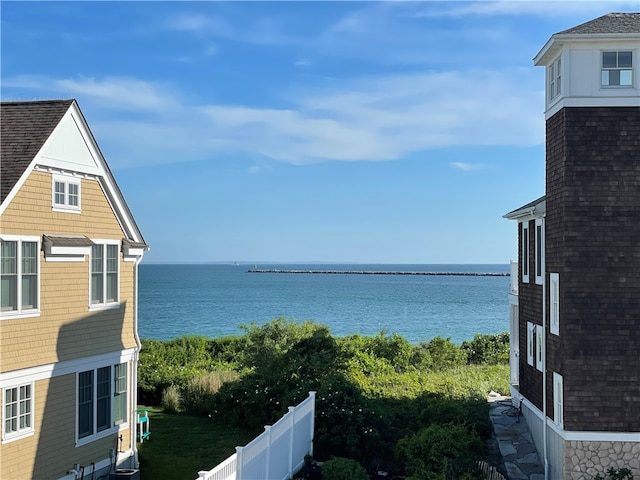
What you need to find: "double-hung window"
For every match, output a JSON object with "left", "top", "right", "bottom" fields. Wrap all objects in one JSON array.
[
  {"left": 527, "top": 322, "right": 534, "bottom": 366},
  {"left": 553, "top": 372, "right": 563, "bottom": 426},
  {"left": 1, "top": 237, "right": 39, "bottom": 316},
  {"left": 521, "top": 222, "right": 529, "bottom": 283},
  {"left": 601, "top": 51, "right": 633, "bottom": 87},
  {"left": 536, "top": 324, "right": 544, "bottom": 372},
  {"left": 91, "top": 242, "right": 119, "bottom": 307},
  {"left": 77, "top": 363, "right": 128, "bottom": 444},
  {"left": 2, "top": 383, "right": 34, "bottom": 442},
  {"left": 52, "top": 175, "right": 81, "bottom": 212},
  {"left": 535, "top": 219, "right": 543, "bottom": 285}
]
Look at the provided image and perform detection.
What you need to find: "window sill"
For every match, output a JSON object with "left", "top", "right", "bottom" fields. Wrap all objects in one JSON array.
[
  {"left": 52, "top": 206, "right": 82, "bottom": 214},
  {"left": 89, "top": 303, "right": 121, "bottom": 312},
  {"left": 2, "top": 429, "right": 35, "bottom": 444},
  {"left": 0, "top": 310, "right": 41, "bottom": 321},
  {"left": 76, "top": 426, "right": 118, "bottom": 447}
]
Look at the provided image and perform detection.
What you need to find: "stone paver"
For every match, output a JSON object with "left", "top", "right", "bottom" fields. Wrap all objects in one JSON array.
[{"left": 488, "top": 395, "right": 545, "bottom": 480}]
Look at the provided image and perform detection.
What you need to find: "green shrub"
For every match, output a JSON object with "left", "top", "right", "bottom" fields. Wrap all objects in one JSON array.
[
  {"left": 462, "top": 332, "right": 509, "bottom": 365},
  {"left": 395, "top": 423, "right": 485, "bottom": 480},
  {"left": 183, "top": 370, "right": 238, "bottom": 416},
  {"left": 419, "top": 337, "right": 467, "bottom": 370},
  {"left": 161, "top": 385, "right": 182, "bottom": 413},
  {"left": 322, "top": 457, "right": 369, "bottom": 480}
]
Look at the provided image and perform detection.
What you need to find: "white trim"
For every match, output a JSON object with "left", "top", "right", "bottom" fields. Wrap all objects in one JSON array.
[
  {"left": 89, "top": 239, "right": 120, "bottom": 308},
  {"left": 550, "top": 273, "right": 560, "bottom": 336},
  {"left": 52, "top": 173, "right": 82, "bottom": 213},
  {"left": 535, "top": 218, "right": 543, "bottom": 285},
  {"left": 0, "top": 235, "right": 41, "bottom": 319},
  {"left": 527, "top": 321, "right": 534, "bottom": 366},
  {"left": 536, "top": 324, "right": 544, "bottom": 372},
  {"left": 553, "top": 372, "right": 563, "bottom": 427},
  {"left": 0, "top": 349, "right": 136, "bottom": 385},
  {"left": 522, "top": 222, "right": 530, "bottom": 283},
  {"left": 520, "top": 396, "right": 640, "bottom": 442},
  {"left": 2, "top": 382, "right": 35, "bottom": 443}
]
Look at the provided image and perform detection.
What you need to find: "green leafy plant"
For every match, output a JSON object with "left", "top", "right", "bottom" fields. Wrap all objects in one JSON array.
[
  {"left": 161, "top": 385, "right": 182, "bottom": 414},
  {"left": 322, "top": 457, "right": 369, "bottom": 480}
]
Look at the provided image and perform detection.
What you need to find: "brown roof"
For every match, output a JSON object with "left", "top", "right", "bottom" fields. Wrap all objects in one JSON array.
[
  {"left": 557, "top": 12, "right": 640, "bottom": 35},
  {"left": 1, "top": 100, "right": 74, "bottom": 204},
  {"left": 43, "top": 234, "right": 95, "bottom": 247}
]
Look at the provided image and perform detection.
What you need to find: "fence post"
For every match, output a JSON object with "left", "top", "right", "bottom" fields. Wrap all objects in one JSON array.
[
  {"left": 197, "top": 472, "right": 208, "bottom": 480},
  {"left": 308, "top": 391, "right": 316, "bottom": 457},
  {"left": 236, "top": 446, "right": 244, "bottom": 480},
  {"left": 288, "top": 405, "right": 295, "bottom": 476},
  {"left": 264, "top": 425, "right": 272, "bottom": 479}
]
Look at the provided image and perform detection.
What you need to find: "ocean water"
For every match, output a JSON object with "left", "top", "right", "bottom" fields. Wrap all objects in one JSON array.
[{"left": 138, "top": 264, "right": 510, "bottom": 344}]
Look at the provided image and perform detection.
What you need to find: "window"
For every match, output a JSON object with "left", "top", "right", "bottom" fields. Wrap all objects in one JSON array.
[
  {"left": 535, "top": 219, "right": 543, "bottom": 285},
  {"left": 602, "top": 51, "right": 633, "bottom": 87},
  {"left": 91, "top": 243, "right": 119, "bottom": 306},
  {"left": 549, "top": 56, "right": 561, "bottom": 101},
  {"left": 52, "top": 175, "right": 81, "bottom": 212},
  {"left": 527, "top": 322, "right": 534, "bottom": 366},
  {"left": 2, "top": 384, "right": 33, "bottom": 442},
  {"left": 1, "top": 237, "right": 39, "bottom": 315},
  {"left": 536, "top": 324, "right": 544, "bottom": 372},
  {"left": 522, "top": 222, "right": 529, "bottom": 283},
  {"left": 550, "top": 273, "right": 560, "bottom": 336},
  {"left": 77, "top": 363, "right": 127, "bottom": 443},
  {"left": 553, "top": 372, "right": 563, "bottom": 426}
]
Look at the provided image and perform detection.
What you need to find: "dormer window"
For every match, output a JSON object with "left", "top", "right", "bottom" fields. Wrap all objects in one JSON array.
[
  {"left": 548, "top": 56, "right": 561, "bottom": 101},
  {"left": 601, "top": 51, "right": 633, "bottom": 87},
  {"left": 52, "top": 174, "right": 81, "bottom": 213}
]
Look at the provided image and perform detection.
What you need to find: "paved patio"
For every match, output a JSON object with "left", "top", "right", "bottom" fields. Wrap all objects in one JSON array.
[{"left": 488, "top": 395, "right": 545, "bottom": 480}]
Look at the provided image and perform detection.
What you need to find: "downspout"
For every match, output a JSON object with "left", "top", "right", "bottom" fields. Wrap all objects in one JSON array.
[{"left": 132, "top": 254, "right": 143, "bottom": 469}]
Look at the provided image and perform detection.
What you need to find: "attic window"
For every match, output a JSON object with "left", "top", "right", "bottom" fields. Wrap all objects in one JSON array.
[
  {"left": 52, "top": 175, "right": 81, "bottom": 213},
  {"left": 548, "top": 56, "right": 561, "bottom": 102},
  {"left": 601, "top": 51, "right": 633, "bottom": 87}
]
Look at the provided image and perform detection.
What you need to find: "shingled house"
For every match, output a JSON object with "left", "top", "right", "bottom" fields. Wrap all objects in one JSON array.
[
  {"left": 504, "top": 13, "right": 640, "bottom": 479},
  {"left": 0, "top": 100, "right": 147, "bottom": 479}
]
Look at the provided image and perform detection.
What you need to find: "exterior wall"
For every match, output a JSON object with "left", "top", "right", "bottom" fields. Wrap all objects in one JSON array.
[
  {"left": 545, "top": 106, "right": 640, "bottom": 432},
  {"left": 564, "top": 441, "right": 640, "bottom": 479},
  {"left": 0, "top": 170, "right": 137, "bottom": 372},
  {"left": 1, "top": 373, "right": 133, "bottom": 480},
  {"left": 517, "top": 219, "right": 544, "bottom": 411}
]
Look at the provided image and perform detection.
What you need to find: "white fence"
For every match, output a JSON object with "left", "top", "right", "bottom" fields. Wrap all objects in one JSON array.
[{"left": 197, "top": 391, "right": 316, "bottom": 480}]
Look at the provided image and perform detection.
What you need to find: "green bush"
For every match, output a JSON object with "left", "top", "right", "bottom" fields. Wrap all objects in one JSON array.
[
  {"left": 462, "top": 332, "right": 510, "bottom": 365},
  {"left": 322, "top": 457, "right": 369, "bottom": 480},
  {"left": 395, "top": 423, "right": 485, "bottom": 480},
  {"left": 161, "top": 385, "right": 182, "bottom": 414},
  {"left": 419, "top": 337, "right": 467, "bottom": 370}
]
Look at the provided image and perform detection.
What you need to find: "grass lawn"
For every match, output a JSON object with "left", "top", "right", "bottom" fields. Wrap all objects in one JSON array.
[{"left": 137, "top": 407, "right": 258, "bottom": 480}]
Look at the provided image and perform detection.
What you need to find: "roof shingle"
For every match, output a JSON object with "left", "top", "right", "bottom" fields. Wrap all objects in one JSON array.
[
  {"left": 0, "top": 99, "right": 74, "bottom": 204},
  {"left": 557, "top": 12, "right": 640, "bottom": 35}
]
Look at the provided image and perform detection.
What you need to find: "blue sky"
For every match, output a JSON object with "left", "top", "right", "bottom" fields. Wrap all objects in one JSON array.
[{"left": 2, "top": 1, "right": 637, "bottom": 264}]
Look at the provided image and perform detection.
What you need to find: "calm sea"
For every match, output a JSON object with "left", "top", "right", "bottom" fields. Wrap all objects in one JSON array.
[{"left": 138, "top": 264, "right": 510, "bottom": 345}]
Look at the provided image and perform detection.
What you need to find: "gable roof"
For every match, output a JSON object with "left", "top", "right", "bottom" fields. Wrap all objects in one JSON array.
[
  {"left": 0, "top": 99, "right": 147, "bottom": 248},
  {"left": 557, "top": 12, "right": 640, "bottom": 35},
  {"left": 1, "top": 100, "right": 74, "bottom": 204}
]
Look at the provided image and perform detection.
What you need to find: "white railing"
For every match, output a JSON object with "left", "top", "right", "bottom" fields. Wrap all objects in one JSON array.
[
  {"left": 510, "top": 260, "right": 518, "bottom": 294},
  {"left": 197, "top": 391, "right": 316, "bottom": 480}
]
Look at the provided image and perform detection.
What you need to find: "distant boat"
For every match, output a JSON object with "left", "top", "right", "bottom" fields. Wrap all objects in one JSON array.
[{"left": 233, "top": 262, "right": 240, "bottom": 266}]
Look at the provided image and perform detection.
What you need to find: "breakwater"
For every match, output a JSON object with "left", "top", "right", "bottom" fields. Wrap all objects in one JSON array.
[{"left": 248, "top": 269, "right": 509, "bottom": 277}]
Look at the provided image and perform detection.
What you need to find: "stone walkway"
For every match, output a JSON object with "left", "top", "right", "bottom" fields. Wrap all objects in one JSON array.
[{"left": 488, "top": 394, "right": 545, "bottom": 480}]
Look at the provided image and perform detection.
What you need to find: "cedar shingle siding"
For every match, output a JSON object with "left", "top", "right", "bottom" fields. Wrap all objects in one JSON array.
[{"left": 546, "top": 106, "right": 640, "bottom": 431}]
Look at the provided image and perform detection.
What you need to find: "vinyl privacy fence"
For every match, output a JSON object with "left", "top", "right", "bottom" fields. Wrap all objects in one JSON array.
[{"left": 196, "top": 391, "right": 316, "bottom": 480}]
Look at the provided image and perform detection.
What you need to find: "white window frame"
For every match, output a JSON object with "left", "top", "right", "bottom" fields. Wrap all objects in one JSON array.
[
  {"left": 527, "top": 321, "right": 534, "bottom": 366},
  {"left": 2, "top": 382, "right": 34, "bottom": 443},
  {"left": 535, "top": 218, "right": 543, "bottom": 285},
  {"left": 536, "top": 324, "right": 544, "bottom": 372},
  {"left": 601, "top": 50, "right": 633, "bottom": 88},
  {"left": 0, "top": 235, "right": 40, "bottom": 319},
  {"left": 76, "top": 362, "right": 128, "bottom": 446},
  {"left": 522, "top": 222, "right": 530, "bottom": 283},
  {"left": 553, "top": 372, "right": 564, "bottom": 427},
  {"left": 52, "top": 174, "right": 81, "bottom": 213},
  {"left": 550, "top": 273, "right": 560, "bottom": 336},
  {"left": 89, "top": 240, "right": 120, "bottom": 310},
  {"left": 548, "top": 55, "right": 561, "bottom": 102}
]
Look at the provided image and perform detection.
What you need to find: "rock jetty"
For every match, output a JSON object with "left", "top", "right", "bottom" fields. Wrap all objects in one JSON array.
[{"left": 247, "top": 269, "right": 509, "bottom": 276}]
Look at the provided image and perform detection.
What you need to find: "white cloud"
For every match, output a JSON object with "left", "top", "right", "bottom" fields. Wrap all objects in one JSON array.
[
  {"left": 450, "top": 162, "right": 487, "bottom": 171},
  {"left": 3, "top": 69, "right": 544, "bottom": 169}
]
